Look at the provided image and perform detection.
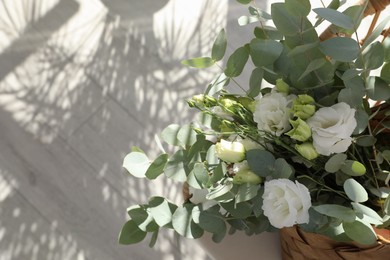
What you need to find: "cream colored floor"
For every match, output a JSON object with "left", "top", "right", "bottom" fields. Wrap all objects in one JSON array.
[{"left": 1, "top": 0, "right": 387, "bottom": 259}]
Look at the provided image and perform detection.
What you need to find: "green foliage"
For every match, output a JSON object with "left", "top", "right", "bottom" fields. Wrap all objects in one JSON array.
[{"left": 121, "top": 0, "right": 390, "bottom": 247}]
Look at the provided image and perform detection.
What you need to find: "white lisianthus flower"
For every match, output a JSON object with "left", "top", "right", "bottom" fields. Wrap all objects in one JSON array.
[
  {"left": 215, "top": 139, "right": 245, "bottom": 163},
  {"left": 307, "top": 102, "right": 356, "bottom": 156},
  {"left": 262, "top": 179, "right": 311, "bottom": 228},
  {"left": 253, "top": 92, "right": 295, "bottom": 136}
]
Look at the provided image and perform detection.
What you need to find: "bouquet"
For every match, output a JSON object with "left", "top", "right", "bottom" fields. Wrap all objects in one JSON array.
[{"left": 119, "top": 0, "right": 390, "bottom": 250}]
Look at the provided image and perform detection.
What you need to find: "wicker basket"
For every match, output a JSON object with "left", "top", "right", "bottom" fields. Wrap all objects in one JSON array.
[{"left": 280, "top": 226, "right": 390, "bottom": 260}]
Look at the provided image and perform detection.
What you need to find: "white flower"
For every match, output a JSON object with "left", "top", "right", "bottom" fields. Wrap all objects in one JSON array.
[
  {"left": 253, "top": 92, "right": 295, "bottom": 136},
  {"left": 307, "top": 102, "right": 356, "bottom": 156},
  {"left": 262, "top": 179, "right": 311, "bottom": 229},
  {"left": 215, "top": 139, "right": 245, "bottom": 163}
]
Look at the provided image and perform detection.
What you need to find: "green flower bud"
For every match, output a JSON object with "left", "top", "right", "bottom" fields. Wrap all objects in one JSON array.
[
  {"left": 219, "top": 96, "right": 240, "bottom": 114},
  {"left": 275, "top": 78, "right": 290, "bottom": 94},
  {"left": 293, "top": 104, "right": 316, "bottom": 120},
  {"left": 286, "top": 118, "right": 312, "bottom": 142},
  {"left": 215, "top": 139, "right": 245, "bottom": 163},
  {"left": 292, "top": 95, "right": 316, "bottom": 119},
  {"left": 295, "top": 142, "right": 319, "bottom": 160},
  {"left": 238, "top": 97, "right": 256, "bottom": 113},
  {"left": 233, "top": 169, "right": 262, "bottom": 185}
]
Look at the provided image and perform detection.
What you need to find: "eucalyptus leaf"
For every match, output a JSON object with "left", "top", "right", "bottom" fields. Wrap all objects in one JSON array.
[
  {"left": 206, "top": 180, "right": 234, "bottom": 201},
  {"left": 325, "top": 153, "right": 347, "bottom": 173},
  {"left": 319, "top": 37, "right": 359, "bottom": 62},
  {"left": 362, "top": 15, "right": 390, "bottom": 49},
  {"left": 288, "top": 41, "right": 319, "bottom": 57},
  {"left": 356, "top": 41, "right": 384, "bottom": 70},
  {"left": 235, "top": 183, "right": 259, "bottom": 203},
  {"left": 164, "top": 150, "right": 187, "bottom": 182},
  {"left": 236, "top": 0, "right": 251, "bottom": 4},
  {"left": 211, "top": 29, "right": 227, "bottom": 61},
  {"left": 224, "top": 45, "right": 249, "bottom": 77},
  {"left": 384, "top": 195, "right": 390, "bottom": 215},
  {"left": 355, "top": 135, "right": 376, "bottom": 147},
  {"left": 381, "top": 63, "right": 390, "bottom": 83},
  {"left": 127, "top": 206, "right": 159, "bottom": 232},
  {"left": 343, "top": 220, "right": 377, "bottom": 245},
  {"left": 313, "top": 8, "right": 354, "bottom": 30},
  {"left": 343, "top": 178, "right": 368, "bottom": 202},
  {"left": 238, "top": 15, "right": 261, "bottom": 26},
  {"left": 285, "top": 0, "right": 310, "bottom": 17},
  {"left": 313, "top": 204, "right": 356, "bottom": 222},
  {"left": 250, "top": 38, "right": 283, "bottom": 67},
  {"left": 271, "top": 3, "right": 302, "bottom": 36},
  {"left": 340, "top": 160, "right": 366, "bottom": 177},
  {"left": 123, "top": 152, "right": 150, "bottom": 178},
  {"left": 367, "top": 76, "right": 390, "bottom": 101},
  {"left": 248, "top": 68, "right": 263, "bottom": 98},
  {"left": 246, "top": 149, "right": 275, "bottom": 177},
  {"left": 148, "top": 230, "right": 159, "bottom": 248},
  {"left": 161, "top": 124, "right": 181, "bottom": 146},
  {"left": 206, "top": 73, "right": 229, "bottom": 96},
  {"left": 273, "top": 158, "right": 294, "bottom": 179},
  {"left": 221, "top": 201, "right": 252, "bottom": 219},
  {"left": 181, "top": 57, "right": 215, "bottom": 68},
  {"left": 298, "top": 58, "right": 326, "bottom": 81},
  {"left": 148, "top": 197, "right": 177, "bottom": 227},
  {"left": 198, "top": 207, "right": 227, "bottom": 235},
  {"left": 352, "top": 202, "right": 383, "bottom": 225},
  {"left": 254, "top": 26, "right": 283, "bottom": 40},
  {"left": 172, "top": 205, "right": 204, "bottom": 239},
  {"left": 177, "top": 124, "right": 197, "bottom": 147},
  {"left": 118, "top": 220, "right": 147, "bottom": 245},
  {"left": 145, "top": 154, "right": 168, "bottom": 179}
]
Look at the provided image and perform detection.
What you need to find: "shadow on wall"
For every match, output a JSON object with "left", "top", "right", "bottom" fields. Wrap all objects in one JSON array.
[{"left": 0, "top": 0, "right": 228, "bottom": 259}]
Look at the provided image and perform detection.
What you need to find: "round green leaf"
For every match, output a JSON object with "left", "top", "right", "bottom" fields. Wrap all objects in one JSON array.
[
  {"left": 356, "top": 41, "right": 384, "bottom": 70},
  {"left": 381, "top": 62, "right": 390, "bottom": 83},
  {"left": 352, "top": 202, "right": 384, "bottom": 225},
  {"left": 161, "top": 124, "right": 181, "bottom": 146},
  {"left": 367, "top": 76, "right": 390, "bottom": 101},
  {"left": 285, "top": 0, "right": 311, "bottom": 17},
  {"left": 320, "top": 37, "right": 359, "bottom": 62},
  {"left": 148, "top": 197, "right": 177, "bottom": 227},
  {"left": 164, "top": 150, "right": 187, "bottom": 182},
  {"left": 177, "top": 125, "right": 197, "bottom": 147},
  {"left": 211, "top": 29, "right": 227, "bottom": 61},
  {"left": 246, "top": 149, "right": 275, "bottom": 177},
  {"left": 118, "top": 220, "right": 147, "bottom": 245},
  {"left": 248, "top": 68, "right": 263, "bottom": 98},
  {"left": 224, "top": 45, "right": 249, "bottom": 77},
  {"left": 355, "top": 135, "right": 376, "bottom": 147},
  {"left": 199, "top": 209, "right": 227, "bottom": 235},
  {"left": 343, "top": 220, "right": 377, "bottom": 245},
  {"left": 250, "top": 39, "right": 283, "bottom": 67},
  {"left": 325, "top": 153, "right": 347, "bottom": 173},
  {"left": 313, "top": 8, "right": 354, "bottom": 30},
  {"left": 172, "top": 205, "right": 204, "bottom": 239},
  {"left": 145, "top": 154, "right": 168, "bottom": 179},
  {"left": 343, "top": 178, "right": 368, "bottom": 202},
  {"left": 313, "top": 204, "right": 356, "bottom": 222},
  {"left": 181, "top": 57, "right": 215, "bottom": 68},
  {"left": 123, "top": 152, "right": 150, "bottom": 178},
  {"left": 127, "top": 206, "right": 159, "bottom": 232}
]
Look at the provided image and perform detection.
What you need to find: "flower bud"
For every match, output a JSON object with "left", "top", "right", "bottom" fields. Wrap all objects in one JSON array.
[
  {"left": 219, "top": 96, "right": 240, "bottom": 115},
  {"left": 215, "top": 139, "right": 245, "bottom": 163},
  {"left": 233, "top": 169, "right": 262, "bottom": 185},
  {"left": 292, "top": 95, "right": 316, "bottom": 120},
  {"left": 238, "top": 97, "right": 256, "bottom": 113},
  {"left": 275, "top": 78, "right": 290, "bottom": 94},
  {"left": 232, "top": 161, "right": 262, "bottom": 185},
  {"left": 295, "top": 142, "right": 319, "bottom": 160},
  {"left": 286, "top": 118, "right": 312, "bottom": 142}
]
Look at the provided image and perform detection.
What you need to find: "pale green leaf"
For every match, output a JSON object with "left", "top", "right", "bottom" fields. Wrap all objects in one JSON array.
[
  {"left": 235, "top": 183, "right": 259, "bottom": 203},
  {"left": 248, "top": 68, "right": 263, "bottom": 98},
  {"left": 285, "top": 0, "right": 311, "bottom": 17},
  {"left": 161, "top": 124, "right": 181, "bottom": 146},
  {"left": 148, "top": 197, "right": 177, "bottom": 227},
  {"left": 181, "top": 57, "right": 215, "bottom": 68},
  {"left": 172, "top": 205, "right": 204, "bottom": 239},
  {"left": 246, "top": 149, "right": 275, "bottom": 177},
  {"left": 164, "top": 150, "right": 187, "bottom": 182},
  {"left": 118, "top": 220, "right": 147, "bottom": 245},
  {"left": 325, "top": 153, "right": 347, "bottom": 173},
  {"left": 145, "top": 154, "right": 168, "bottom": 179},
  {"left": 343, "top": 220, "right": 377, "bottom": 245},
  {"left": 320, "top": 37, "right": 359, "bottom": 62},
  {"left": 367, "top": 76, "right": 390, "bottom": 101},
  {"left": 343, "top": 178, "right": 368, "bottom": 202},
  {"left": 356, "top": 41, "right": 384, "bottom": 70},
  {"left": 250, "top": 39, "right": 283, "bottom": 67},
  {"left": 224, "top": 45, "right": 249, "bottom": 77},
  {"left": 298, "top": 58, "right": 326, "bottom": 81},
  {"left": 212, "top": 29, "right": 227, "bottom": 61},
  {"left": 123, "top": 152, "right": 150, "bottom": 178},
  {"left": 313, "top": 8, "right": 354, "bottom": 30},
  {"left": 313, "top": 204, "right": 356, "bottom": 222}
]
